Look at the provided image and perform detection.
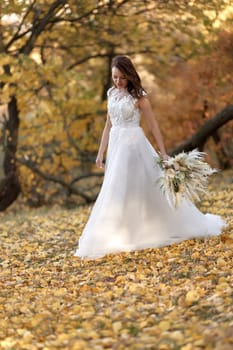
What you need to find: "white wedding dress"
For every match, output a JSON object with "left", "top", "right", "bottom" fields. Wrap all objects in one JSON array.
[{"left": 74, "top": 87, "right": 225, "bottom": 259}]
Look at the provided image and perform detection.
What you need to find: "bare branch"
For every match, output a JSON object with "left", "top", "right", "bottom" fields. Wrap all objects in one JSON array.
[
  {"left": 19, "top": 0, "right": 67, "bottom": 55},
  {"left": 5, "top": 0, "right": 36, "bottom": 50},
  {"left": 16, "top": 156, "right": 100, "bottom": 203},
  {"left": 70, "top": 172, "right": 103, "bottom": 186},
  {"left": 68, "top": 49, "right": 157, "bottom": 70},
  {"left": 47, "top": 1, "right": 118, "bottom": 24},
  {"left": 171, "top": 105, "right": 233, "bottom": 155}
]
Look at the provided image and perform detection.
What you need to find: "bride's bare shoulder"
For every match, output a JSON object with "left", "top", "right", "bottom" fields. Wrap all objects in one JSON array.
[{"left": 138, "top": 93, "right": 150, "bottom": 108}]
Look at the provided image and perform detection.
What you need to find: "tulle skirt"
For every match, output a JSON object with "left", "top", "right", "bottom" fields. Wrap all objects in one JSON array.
[{"left": 74, "top": 126, "right": 225, "bottom": 259}]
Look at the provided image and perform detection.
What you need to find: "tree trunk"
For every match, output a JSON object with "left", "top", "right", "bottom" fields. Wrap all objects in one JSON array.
[
  {"left": 0, "top": 95, "right": 21, "bottom": 211},
  {"left": 101, "top": 48, "right": 115, "bottom": 101},
  {"left": 170, "top": 105, "right": 233, "bottom": 164}
]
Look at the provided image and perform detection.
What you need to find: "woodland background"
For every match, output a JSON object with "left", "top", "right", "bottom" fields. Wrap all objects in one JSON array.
[
  {"left": 0, "top": 2, "right": 233, "bottom": 350},
  {"left": 0, "top": 0, "right": 233, "bottom": 210}
]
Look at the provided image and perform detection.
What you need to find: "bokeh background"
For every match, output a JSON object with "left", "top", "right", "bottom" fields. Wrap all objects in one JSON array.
[{"left": 0, "top": 0, "right": 232, "bottom": 210}]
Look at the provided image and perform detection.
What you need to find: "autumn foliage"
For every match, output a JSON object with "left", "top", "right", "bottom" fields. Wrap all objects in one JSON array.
[
  {"left": 0, "top": 4, "right": 233, "bottom": 348},
  {"left": 146, "top": 30, "right": 233, "bottom": 166},
  {"left": 0, "top": 1, "right": 233, "bottom": 208},
  {"left": 0, "top": 170, "right": 232, "bottom": 349}
]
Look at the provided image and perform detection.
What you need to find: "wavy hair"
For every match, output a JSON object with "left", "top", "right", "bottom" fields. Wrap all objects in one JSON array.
[{"left": 111, "top": 55, "right": 146, "bottom": 99}]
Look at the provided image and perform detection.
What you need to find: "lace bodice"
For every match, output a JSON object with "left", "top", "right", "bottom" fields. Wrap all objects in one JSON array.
[{"left": 107, "top": 87, "right": 143, "bottom": 127}]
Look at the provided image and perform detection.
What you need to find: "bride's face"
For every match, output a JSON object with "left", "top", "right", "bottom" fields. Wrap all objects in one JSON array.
[{"left": 112, "top": 67, "right": 128, "bottom": 89}]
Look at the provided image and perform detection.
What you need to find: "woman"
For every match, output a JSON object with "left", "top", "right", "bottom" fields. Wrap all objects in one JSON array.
[{"left": 74, "top": 55, "right": 225, "bottom": 259}]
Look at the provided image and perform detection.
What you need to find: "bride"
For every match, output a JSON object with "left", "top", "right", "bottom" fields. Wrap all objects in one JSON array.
[{"left": 74, "top": 55, "right": 225, "bottom": 259}]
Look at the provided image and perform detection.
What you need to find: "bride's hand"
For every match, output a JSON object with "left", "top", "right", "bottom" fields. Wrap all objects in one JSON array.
[
  {"left": 96, "top": 154, "right": 105, "bottom": 169},
  {"left": 161, "top": 153, "right": 169, "bottom": 161}
]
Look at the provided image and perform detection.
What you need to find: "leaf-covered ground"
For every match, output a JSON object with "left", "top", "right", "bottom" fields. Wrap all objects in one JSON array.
[{"left": 0, "top": 171, "right": 233, "bottom": 350}]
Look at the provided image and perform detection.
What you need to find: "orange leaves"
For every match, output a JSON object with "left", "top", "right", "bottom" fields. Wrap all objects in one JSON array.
[
  {"left": 148, "top": 29, "right": 233, "bottom": 162},
  {"left": 0, "top": 172, "right": 232, "bottom": 349},
  {"left": 185, "top": 289, "right": 201, "bottom": 306}
]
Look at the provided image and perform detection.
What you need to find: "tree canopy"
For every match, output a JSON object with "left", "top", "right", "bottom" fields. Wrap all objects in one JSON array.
[{"left": 0, "top": 0, "right": 232, "bottom": 208}]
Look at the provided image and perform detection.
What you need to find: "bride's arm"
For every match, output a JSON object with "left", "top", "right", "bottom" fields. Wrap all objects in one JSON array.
[
  {"left": 96, "top": 113, "right": 112, "bottom": 168},
  {"left": 138, "top": 97, "right": 168, "bottom": 159}
]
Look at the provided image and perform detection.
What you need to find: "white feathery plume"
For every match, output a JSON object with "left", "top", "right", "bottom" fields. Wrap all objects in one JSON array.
[{"left": 156, "top": 149, "right": 217, "bottom": 209}]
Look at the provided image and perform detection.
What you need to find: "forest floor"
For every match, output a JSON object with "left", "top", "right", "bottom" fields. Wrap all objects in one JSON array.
[{"left": 0, "top": 170, "right": 232, "bottom": 350}]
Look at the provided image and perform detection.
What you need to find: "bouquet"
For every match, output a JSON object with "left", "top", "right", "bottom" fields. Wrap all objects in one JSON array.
[{"left": 156, "top": 149, "right": 217, "bottom": 209}]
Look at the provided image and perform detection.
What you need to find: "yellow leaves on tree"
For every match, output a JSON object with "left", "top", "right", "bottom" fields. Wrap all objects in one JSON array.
[{"left": 1, "top": 0, "right": 233, "bottom": 207}]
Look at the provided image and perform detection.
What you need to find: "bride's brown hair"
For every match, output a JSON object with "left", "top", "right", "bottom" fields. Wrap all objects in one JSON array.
[{"left": 111, "top": 55, "right": 146, "bottom": 99}]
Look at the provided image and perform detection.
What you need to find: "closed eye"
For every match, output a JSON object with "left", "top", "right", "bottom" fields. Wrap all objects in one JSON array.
[{"left": 113, "top": 75, "right": 126, "bottom": 80}]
